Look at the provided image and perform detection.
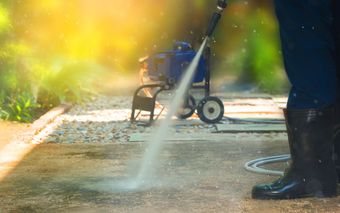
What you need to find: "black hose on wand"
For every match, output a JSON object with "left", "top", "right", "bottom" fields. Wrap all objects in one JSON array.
[{"left": 206, "top": 0, "right": 228, "bottom": 37}]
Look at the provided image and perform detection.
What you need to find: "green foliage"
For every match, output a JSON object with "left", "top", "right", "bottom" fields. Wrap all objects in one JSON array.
[
  {"left": 0, "top": 17, "right": 39, "bottom": 123},
  {"left": 0, "top": 91, "right": 10, "bottom": 120},
  {"left": 0, "top": 1, "right": 101, "bottom": 123},
  {"left": 0, "top": 92, "right": 40, "bottom": 123},
  {"left": 36, "top": 61, "right": 102, "bottom": 105},
  {"left": 246, "top": 10, "right": 286, "bottom": 92},
  {"left": 228, "top": 9, "right": 287, "bottom": 93},
  {"left": 0, "top": 59, "right": 101, "bottom": 122},
  {"left": 0, "top": 3, "right": 11, "bottom": 34}
]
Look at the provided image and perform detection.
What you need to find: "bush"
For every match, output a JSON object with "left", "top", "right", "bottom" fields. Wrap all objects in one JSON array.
[
  {"left": 0, "top": 92, "right": 39, "bottom": 123},
  {"left": 0, "top": 91, "right": 9, "bottom": 120},
  {"left": 0, "top": 59, "right": 102, "bottom": 122},
  {"left": 36, "top": 61, "right": 101, "bottom": 104},
  {"left": 0, "top": 2, "right": 101, "bottom": 122}
]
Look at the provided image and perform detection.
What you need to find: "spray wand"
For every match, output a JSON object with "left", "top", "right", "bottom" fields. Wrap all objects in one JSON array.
[{"left": 206, "top": 0, "right": 228, "bottom": 37}]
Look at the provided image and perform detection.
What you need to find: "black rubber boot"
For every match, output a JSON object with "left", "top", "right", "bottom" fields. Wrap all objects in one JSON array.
[
  {"left": 252, "top": 108, "right": 337, "bottom": 200},
  {"left": 333, "top": 104, "right": 340, "bottom": 182}
]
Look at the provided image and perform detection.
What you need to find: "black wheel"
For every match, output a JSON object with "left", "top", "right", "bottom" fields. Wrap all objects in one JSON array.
[
  {"left": 177, "top": 95, "right": 196, "bottom": 119},
  {"left": 197, "top": 96, "right": 224, "bottom": 124}
]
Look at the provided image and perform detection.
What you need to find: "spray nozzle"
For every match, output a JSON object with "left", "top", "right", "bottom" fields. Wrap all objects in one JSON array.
[{"left": 217, "top": 0, "right": 228, "bottom": 10}]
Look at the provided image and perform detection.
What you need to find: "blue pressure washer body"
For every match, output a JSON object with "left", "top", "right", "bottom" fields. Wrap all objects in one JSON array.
[
  {"left": 145, "top": 41, "right": 207, "bottom": 85},
  {"left": 131, "top": 0, "right": 227, "bottom": 125}
]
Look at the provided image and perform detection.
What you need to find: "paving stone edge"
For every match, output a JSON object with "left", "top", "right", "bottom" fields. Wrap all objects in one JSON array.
[{"left": 25, "top": 103, "right": 73, "bottom": 143}]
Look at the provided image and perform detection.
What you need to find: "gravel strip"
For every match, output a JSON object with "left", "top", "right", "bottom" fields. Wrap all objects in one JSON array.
[{"left": 44, "top": 96, "right": 215, "bottom": 144}]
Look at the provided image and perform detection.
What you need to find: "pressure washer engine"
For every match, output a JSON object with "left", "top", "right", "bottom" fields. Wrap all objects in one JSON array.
[{"left": 131, "top": 0, "right": 227, "bottom": 124}]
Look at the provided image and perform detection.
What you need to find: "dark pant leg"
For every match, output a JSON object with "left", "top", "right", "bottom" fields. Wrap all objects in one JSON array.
[
  {"left": 333, "top": 0, "right": 340, "bottom": 103},
  {"left": 274, "top": 0, "right": 338, "bottom": 109}
]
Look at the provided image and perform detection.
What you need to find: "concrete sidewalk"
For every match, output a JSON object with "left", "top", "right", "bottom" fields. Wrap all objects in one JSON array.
[{"left": 0, "top": 95, "right": 340, "bottom": 212}]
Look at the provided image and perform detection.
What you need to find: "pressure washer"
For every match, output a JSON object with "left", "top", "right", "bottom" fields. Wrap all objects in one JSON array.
[{"left": 131, "top": 0, "right": 228, "bottom": 124}]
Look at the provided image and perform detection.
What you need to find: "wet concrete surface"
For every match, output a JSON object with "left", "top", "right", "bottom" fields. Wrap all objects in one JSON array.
[
  {"left": 1, "top": 95, "right": 340, "bottom": 212},
  {"left": 1, "top": 138, "right": 340, "bottom": 212}
]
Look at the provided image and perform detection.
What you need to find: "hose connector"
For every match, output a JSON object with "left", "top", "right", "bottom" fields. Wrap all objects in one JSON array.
[{"left": 217, "top": 0, "right": 228, "bottom": 10}]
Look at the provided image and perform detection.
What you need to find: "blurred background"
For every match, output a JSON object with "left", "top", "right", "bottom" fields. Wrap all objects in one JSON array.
[{"left": 0, "top": 0, "right": 288, "bottom": 123}]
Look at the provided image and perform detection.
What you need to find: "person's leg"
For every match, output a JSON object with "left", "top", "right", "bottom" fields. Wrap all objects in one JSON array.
[
  {"left": 252, "top": 0, "right": 338, "bottom": 199},
  {"left": 332, "top": 0, "right": 340, "bottom": 181},
  {"left": 335, "top": 0, "right": 340, "bottom": 101},
  {"left": 278, "top": 0, "right": 337, "bottom": 108}
]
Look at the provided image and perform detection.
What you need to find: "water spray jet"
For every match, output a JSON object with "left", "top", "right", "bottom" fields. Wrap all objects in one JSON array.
[{"left": 129, "top": 0, "right": 228, "bottom": 189}]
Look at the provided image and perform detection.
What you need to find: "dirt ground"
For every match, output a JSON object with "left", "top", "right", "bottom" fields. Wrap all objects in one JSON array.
[{"left": 1, "top": 95, "right": 340, "bottom": 212}]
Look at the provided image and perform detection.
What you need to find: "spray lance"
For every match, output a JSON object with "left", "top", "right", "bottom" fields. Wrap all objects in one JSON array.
[
  {"left": 206, "top": 0, "right": 228, "bottom": 37},
  {"left": 196, "top": 0, "right": 227, "bottom": 98}
]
